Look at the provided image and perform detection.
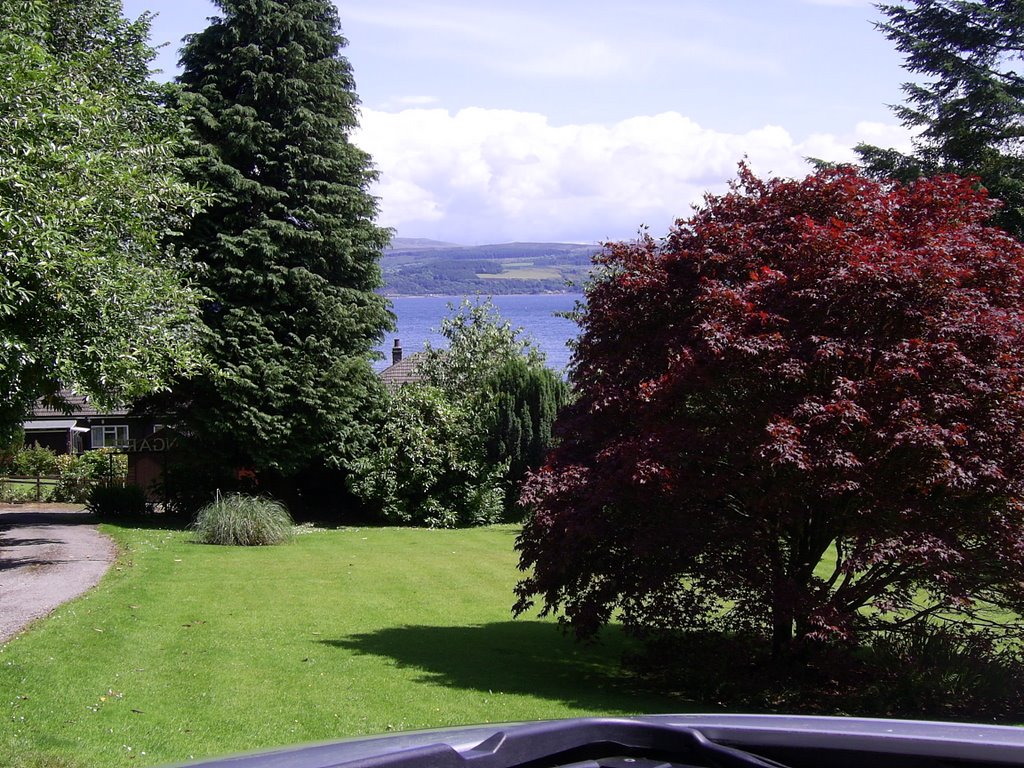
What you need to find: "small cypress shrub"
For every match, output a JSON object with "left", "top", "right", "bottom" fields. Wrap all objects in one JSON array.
[{"left": 193, "top": 494, "right": 293, "bottom": 546}]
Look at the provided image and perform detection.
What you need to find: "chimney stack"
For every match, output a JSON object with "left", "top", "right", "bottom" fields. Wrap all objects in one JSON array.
[{"left": 392, "top": 338, "right": 403, "bottom": 365}]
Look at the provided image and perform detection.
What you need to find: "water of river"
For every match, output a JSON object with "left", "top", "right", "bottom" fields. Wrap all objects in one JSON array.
[{"left": 374, "top": 294, "right": 583, "bottom": 373}]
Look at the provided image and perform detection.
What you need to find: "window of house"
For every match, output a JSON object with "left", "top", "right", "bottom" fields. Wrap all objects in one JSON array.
[{"left": 90, "top": 424, "right": 130, "bottom": 449}]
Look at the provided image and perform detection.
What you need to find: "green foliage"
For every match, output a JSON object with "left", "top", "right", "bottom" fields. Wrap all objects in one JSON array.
[
  {"left": 863, "top": 625, "right": 1024, "bottom": 714},
  {"left": 85, "top": 483, "right": 147, "bottom": 518},
  {"left": 0, "top": 429, "right": 24, "bottom": 474},
  {"left": 628, "top": 624, "right": 1024, "bottom": 719},
  {"left": 53, "top": 449, "right": 127, "bottom": 502},
  {"left": 14, "top": 444, "right": 58, "bottom": 476},
  {"left": 193, "top": 493, "right": 294, "bottom": 546},
  {"left": 1, "top": 443, "right": 59, "bottom": 502},
  {"left": 0, "top": 0, "right": 207, "bottom": 444},
  {"left": 858, "top": 0, "right": 1024, "bottom": 237},
  {"left": 0, "top": 447, "right": 126, "bottom": 503},
  {"left": 352, "top": 299, "right": 568, "bottom": 526},
  {"left": 0, "top": 482, "right": 48, "bottom": 504},
  {"left": 349, "top": 385, "right": 505, "bottom": 527},
  {"left": 419, "top": 298, "right": 545, "bottom": 396},
  {"left": 169, "top": 0, "right": 392, "bottom": 480},
  {"left": 480, "top": 356, "right": 572, "bottom": 519},
  {"left": 423, "top": 298, "right": 570, "bottom": 518}
]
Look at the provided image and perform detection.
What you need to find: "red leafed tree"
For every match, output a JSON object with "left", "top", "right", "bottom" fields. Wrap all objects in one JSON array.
[{"left": 514, "top": 166, "right": 1024, "bottom": 655}]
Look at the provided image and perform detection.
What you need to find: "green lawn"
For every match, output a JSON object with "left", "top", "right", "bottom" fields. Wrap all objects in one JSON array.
[{"left": 1, "top": 524, "right": 688, "bottom": 768}]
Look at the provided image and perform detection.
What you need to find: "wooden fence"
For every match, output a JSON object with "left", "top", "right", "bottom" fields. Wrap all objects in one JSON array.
[{"left": 0, "top": 474, "right": 60, "bottom": 502}]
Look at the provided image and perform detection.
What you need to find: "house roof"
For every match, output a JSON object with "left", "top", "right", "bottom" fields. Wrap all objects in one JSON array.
[
  {"left": 23, "top": 419, "right": 82, "bottom": 432},
  {"left": 30, "top": 393, "right": 130, "bottom": 420},
  {"left": 379, "top": 352, "right": 426, "bottom": 389}
]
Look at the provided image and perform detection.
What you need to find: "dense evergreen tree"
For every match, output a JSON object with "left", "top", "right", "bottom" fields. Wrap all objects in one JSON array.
[
  {"left": 481, "top": 356, "right": 571, "bottom": 518},
  {"left": 172, "top": 0, "right": 392, "bottom": 479},
  {"left": 857, "top": 0, "right": 1024, "bottom": 236},
  {"left": 0, "top": 0, "right": 205, "bottom": 443}
]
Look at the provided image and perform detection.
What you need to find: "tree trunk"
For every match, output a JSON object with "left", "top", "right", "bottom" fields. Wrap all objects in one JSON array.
[
  {"left": 771, "top": 568, "right": 795, "bottom": 657},
  {"left": 771, "top": 610, "right": 794, "bottom": 657}
]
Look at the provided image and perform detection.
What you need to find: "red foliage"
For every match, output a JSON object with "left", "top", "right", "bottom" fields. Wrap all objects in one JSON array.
[{"left": 514, "top": 166, "right": 1024, "bottom": 653}]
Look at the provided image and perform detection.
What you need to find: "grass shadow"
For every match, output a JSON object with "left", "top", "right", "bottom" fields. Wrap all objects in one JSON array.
[{"left": 320, "top": 621, "right": 697, "bottom": 713}]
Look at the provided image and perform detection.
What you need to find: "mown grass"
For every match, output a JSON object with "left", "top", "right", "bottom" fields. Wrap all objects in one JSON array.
[{"left": 1, "top": 524, "right": 688, "bottom": 768}]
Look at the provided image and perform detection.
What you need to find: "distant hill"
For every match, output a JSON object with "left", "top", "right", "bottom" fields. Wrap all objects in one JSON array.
[
  {"left": 381, "top": 240, "right": 599, "bottom": 296},
  {"left": 387, "top": 237, "right": 463, "bottom": 251}
]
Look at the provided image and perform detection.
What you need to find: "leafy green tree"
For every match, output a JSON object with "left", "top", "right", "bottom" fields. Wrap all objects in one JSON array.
[
  {"left": 0, "top": 0, "right": 206, "bottom": 443},
  {"left": 350, "top": 299, "right": 569, "bottom": 526},
  {"left": 420, "top": 298, "right": 571, "bottom": 519},
  {"left": 171, "top": 0, "right": 392, "bottom": 478},
  {"left": 349, "top": 385, "right": 505, "bottom": 528},
  {"left": 857, "top": 0, "right": 1024, "bottom": 236},
  {"left": 418, "top": 298, "right": 545, "bottom": 396}
]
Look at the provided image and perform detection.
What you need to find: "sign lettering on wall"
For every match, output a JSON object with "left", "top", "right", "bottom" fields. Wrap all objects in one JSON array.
[{"left": 125, "top": 436, "right": 179, "bottom": 453}]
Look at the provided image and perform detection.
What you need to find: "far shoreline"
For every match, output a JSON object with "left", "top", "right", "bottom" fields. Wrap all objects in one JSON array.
[{"left": 381, "top": 290, "right": 585, "bottom": 299}]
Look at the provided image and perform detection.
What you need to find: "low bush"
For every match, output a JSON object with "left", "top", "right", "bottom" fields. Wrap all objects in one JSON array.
[
  {"left": 1, "top": 447, "right": 129, "bottom": 505},
  {"left": 85, "top": 484, "right": 148, "bottom": 518},
  {"left": 348, "top": 385, "right": 505, "bottom": 528},
  {"left": 193, "top": 494, "right": 293, "bottom": 546},
  {"left": 14, "top": 444, "right": 58, "bottom": 476},
  {"left": 858, "top": 624, "right": 1024, "bottom": 718},
  {"left": 627, "top": 624, "right": 1024, "bottom": 719},
  {"left": 0, "top": 482, "right": 48, "bottom": 504},
  {"left": 53, "top": 449, "right": 127, "bottom": 502}
]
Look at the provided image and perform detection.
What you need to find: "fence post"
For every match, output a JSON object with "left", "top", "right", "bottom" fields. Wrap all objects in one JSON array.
[{"left": 35, "top": 471, "right": 41, "bottom": 502}]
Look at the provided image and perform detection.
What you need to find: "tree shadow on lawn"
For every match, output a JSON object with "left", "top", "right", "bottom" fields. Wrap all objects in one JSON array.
[
  {"left": 320, "top": 620, "right": 699, "bottom": 714},
  {"left": 0, "top": 510, "right": 92, "bottom": 528}
]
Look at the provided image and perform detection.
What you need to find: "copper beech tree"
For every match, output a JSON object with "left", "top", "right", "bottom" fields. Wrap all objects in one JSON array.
[{"left": 514, "top": 167, "right": 1024, "bottom": 655}]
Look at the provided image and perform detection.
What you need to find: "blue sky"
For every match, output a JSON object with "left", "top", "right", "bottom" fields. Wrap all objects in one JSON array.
[{"left": 122, "top": 0, "right": 916, "bottom": 244}]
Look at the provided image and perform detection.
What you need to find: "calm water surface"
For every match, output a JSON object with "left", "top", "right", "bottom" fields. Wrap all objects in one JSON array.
[{"left": 375, "top": 294, "right": 583, "bottom": 373}]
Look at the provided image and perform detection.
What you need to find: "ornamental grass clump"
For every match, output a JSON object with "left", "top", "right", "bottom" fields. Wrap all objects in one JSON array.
[{"left": 193, "top": 494, "right": 293, "bottom": 546}]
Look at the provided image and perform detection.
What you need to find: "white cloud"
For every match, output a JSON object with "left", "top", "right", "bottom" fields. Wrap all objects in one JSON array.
[{"left": 353, "top": 108, "right": 915, "bottom": 244}]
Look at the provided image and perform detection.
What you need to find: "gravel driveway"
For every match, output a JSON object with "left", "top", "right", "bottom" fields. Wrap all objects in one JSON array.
[{"left": 0, "top": 504, "right": 116, "bottom": 643}]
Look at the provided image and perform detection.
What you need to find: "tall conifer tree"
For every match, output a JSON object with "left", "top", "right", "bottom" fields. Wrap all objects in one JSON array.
[
  {"left": 173, "top": 0, "right": 392, "bottom": 480},
  {"left": 857, "top": 0, "right": 1024, "bottom": 237}
]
